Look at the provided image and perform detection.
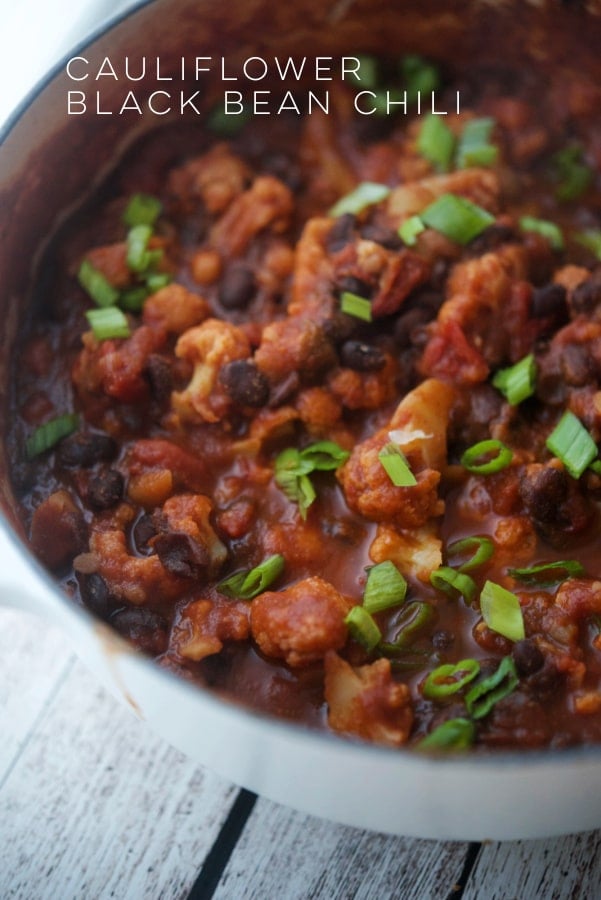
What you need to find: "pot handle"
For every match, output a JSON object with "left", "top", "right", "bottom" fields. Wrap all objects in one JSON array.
[{"left": 0, "top": 524, "right": 53, "bottom": 617}]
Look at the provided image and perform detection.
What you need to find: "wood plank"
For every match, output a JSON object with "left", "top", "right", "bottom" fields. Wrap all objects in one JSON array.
[
  {"left": 0, "top": 615, "right": 239, "bottom": 900},
  {"left": 463, "top": 831, "right": 601, "bottom": 900},
  {"left": 212, "top": 798, "right": 471, "bottom": 900},
  {"left": 0, "top": 609, "right": 76, "bottom": 778}
]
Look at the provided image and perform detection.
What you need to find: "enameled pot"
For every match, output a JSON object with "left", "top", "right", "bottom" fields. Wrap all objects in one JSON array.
[{"left": 2, "top": 0, "right": 601, "bottom": 841}]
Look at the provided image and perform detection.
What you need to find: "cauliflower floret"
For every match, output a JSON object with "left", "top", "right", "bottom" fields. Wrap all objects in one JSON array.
[
  {"left": 288, "top": 217, "right": 338, "bottom": 321},
  {"left": 337, "top": 378, "right": 456, "bottom": 527},
  {"left": 143, "top": 283, "right": 210, "bottom": 334},
  {"left": 324, "top": 652, "right": 413, "bottom": 747},
  {"left": 250, "top": 576, "right": 353, "bottom": 667},
  {"left": 369, "top": 523, "right": 442, "bottom": 583},
  {"left": 328, "top": 357, "right": 398, "bottom": 411},
  {"left": 87, "top": 529, "right": 184, "bottom": 606},
  {"left": 172, "top": 318, "right": 251, "bottom": 423},
  {"left": 156, "top": 493, "right": 227, "bottom": 578},
  {"left": 167, "top": 143, "right": 252, "bottom": 215},
  {"left": 73, "top": 324, "right": 167, "bottom": 404},
  {"left": 210, "top": 175, "right": 294, "bottom": 258},
  {"left": 255, "top": 316, "right": 336, "bottom": 383},
  {"left": 170, "top": 598, "right": 250, "bottom": 661},
  {"left": 386, "top": 167, "right": 500, "bottom": 229},
  {"left": 295, "top": 387, "right": 342, "bottom": 434},
  {"left": 388, "top": 376, "right": 458, "bottom": 470}
]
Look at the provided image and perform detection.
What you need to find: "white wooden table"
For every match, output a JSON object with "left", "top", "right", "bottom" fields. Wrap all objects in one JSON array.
[{"left": 3, "top": 607, "right": 601, "bottom": 900}]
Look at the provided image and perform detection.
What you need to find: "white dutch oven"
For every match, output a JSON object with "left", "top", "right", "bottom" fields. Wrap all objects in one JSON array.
[{"left": 2, "top": 0, "right": 601, "bottom": 841}]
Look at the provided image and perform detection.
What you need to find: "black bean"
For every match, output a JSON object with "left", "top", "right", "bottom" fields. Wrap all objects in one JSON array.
[
  {"left": 219, "top": 265, "right": 256, "bottom": 309},
  {"left": 322, "top": 312, "right": 358, "bottom": 345},
  {"left": 154, "top": 531, "right": 209, "bottom": 578},
  {"left": 468, "top": 223, "right": 516, "bottom": 255},
  {"left": 132, "top": 513, "right": 157, "bottom": 553},
  {"left": 340, "top": 340, "right": 386, "bottom": 371},
  {"left": 111, "top": 607, "right": 168, "bottom": 656},
  {"left": 520, "top": 465, "right": 568, "bottom": 524},
  {"left": 88, "top": 469, "right": 124, "bottom": 509},
  {"left": 512, "top": 639, "right": 545, "bottom": 677},
  {"left": 360, "top": 224, "right": 403, "bottom": 251},
  {"left": 145, "top": 354, "right": 173, "bottom": 403},
  {"left": 336, "top": 274, "right": 373, "bottom": 298},
  {"left": 57, "top": 432, "right": 117, "bottom": 468},
  {"left": 327, "top": 214, "right": 356, "bottom": 252},
  {"left": 80, "top": 572, "right": 113, "bottom": 620},
  {"left": 531, "top": 283, "right": 568, "bottom": 320},
  {"left": 219, "top": 360, "right": 270, "bottom": 407},
  {"left": 394, "top": 307, "right": 431, "bottom": 348},
  {"left": 571, "top": 271, "right": 601, "bottom": 314}
]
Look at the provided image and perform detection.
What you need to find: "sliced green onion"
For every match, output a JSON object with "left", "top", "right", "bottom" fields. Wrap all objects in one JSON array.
[
  {"left": 519, "top": 215, "right": 563, "bottom": 251},
  {"left": 363, "top": 561, "right": 407, "bottom": 614},
  {"left": 401, "top": 54, "right": 440, "bottom": 102},
  {"left": 207, "top": 104, "right": 252, "bottom": 136},
  {"left": 423, "top": 658, "right": 480, "bottom": 700},
  {"left": 492, "top": 353, "right": 537, "bottom": 406},
  {"left": 551, "top": 145, "right": 592, "bottom": 202},
  {"left": 145, "top": 248, "right": 164, "bottom": 269},
  {"left": 120, "top": 285, "right": 149, "bottom": 312},
  {"left": 329, "top": 182, "right": 391, "bottom": 217},
  {"left": 480, "top": 580, "right": 525, "bottom": 642},
  {"left": 26, "top": 413, "right": 79, "bottom": 460},
  {"left": 296, "top": 474, "right": 317, "bottom": 518},
  {"left": 456, "top": 117, "right": 498, "bottom": 169},
  {"left": 122, "top": 193, "right": 162, "bottom": 228},
  {"left": 344, "top": 605, "right": 382, "bottom": 653},
  {"left": 274, "top": 441, "right": 348, "bottom": 519},
  {"left": 85, "top": 306, "right": 131, "bottom": 341},
  {"left": 126, "top": 224, "right": 153, "bottom": 273},
  {"left": 78, "top": 259, "right": 120, "bottom": 308},
  {"left": 417, "top": 114, "right": 455, "bottom": 173},
  {"left": 430, "top": 566, "right": 477, "bottom": 603},
  {"left": 447, "top": 536, "right": 494, "bottom": 573},
  {"left": 381, "top": 601, "right": 436, "bottom": 652},
  {"left": 398, "top": 215, "right": 425, "bottom": 247},
  {"left": 575, "top": 230, "right": 601, "bottom": 260},
  {"left": 146, "top": 272, "right": 172, "bottom": 292},
  {"left": 378, "top": 442, "right": 417, "bottom": 487},
  {"left": 465, "top": 656, "right": 518, "bottom": 719},
  {"left": 217, "top": 554, "right": 285, "bottom": 600},
  {"left": 420, "top": 193, "right": 495, "bottom": 245},
  {"left": 417, "top": 717, "right": 475, "bottom": 751},
  {"left": 340, "top": 291, "right": 372, "bottom": 322},
  {"left": 508, "top": 559, "right": 585, "bottom": 586},
  {"left": 274, "top": 447, "right": 315, "bottom": 518},
  {"left": 590, "top": 459, "right": 601, "bottom": 476},
  {"left": 546, "top": 410, "right": 597, "bottom": 479},
  {"left": 460, "top": 439, "right": 513, "bottom": 475},
  {"left": 299, "top": 440, "right": 350, "bottom": 471}
]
